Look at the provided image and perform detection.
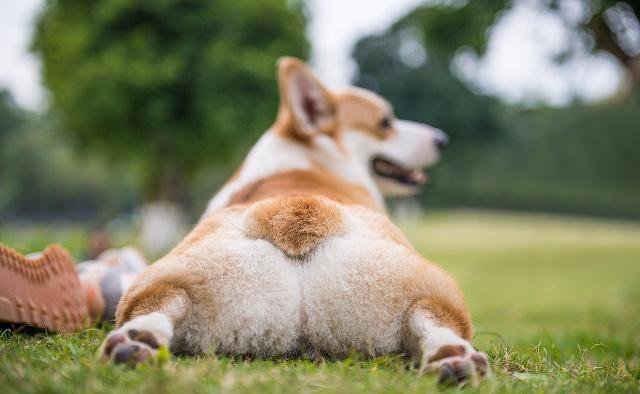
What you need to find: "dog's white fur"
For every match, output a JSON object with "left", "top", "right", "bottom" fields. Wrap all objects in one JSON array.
[
  {"left": 110, "top": 203, "right": 468, "bottom": 355},
  {"left": 408, "top": 310, "right": 472, "bottom": 366},
  {"left": 204, "top": 131, "right": 383, "bottom": 215},
  {"left": 102, "top": 58, "right": 487, "bottom": 380},
  {"left": 204, "top": 94, "right": 446, "bottom": 215}
]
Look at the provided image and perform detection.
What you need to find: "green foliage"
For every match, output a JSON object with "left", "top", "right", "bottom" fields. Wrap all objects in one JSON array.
[
  {"left": 560, "top": 1, "right": 640, "bottom": 89},
  {"left": 354, "top": 1, "right": 510, "bottom": 144},
  {"left": 0, "top": 90, "right": 25, "bottom": 206},
  {"left": 0, "top": 91, "right": 137, "bottom": 221},
  {"left": 397, "top": 1, "right": 507, "bottom": 62},
  {"left": 423, "top": 97, "right": 640, "bottom": 217},
  {"left": 0, "top": 125, "right": 137, "bottom": 220},
  {"left": 32, "top": 0, "right": 308, "bottom": 201},
  {"left": 0, "top": 90, "right": 23, "bottom": 142},
  {"left": 1, "top": 211, "right": 639, "bottom": 392},
  {"left": 355, "top": 30, "right": 504, "bottom": 143}
]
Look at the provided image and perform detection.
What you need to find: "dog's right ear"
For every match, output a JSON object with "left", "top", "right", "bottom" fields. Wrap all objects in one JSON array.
[{"left": 276, "top": 57, "right": 336, "bottom": 140}]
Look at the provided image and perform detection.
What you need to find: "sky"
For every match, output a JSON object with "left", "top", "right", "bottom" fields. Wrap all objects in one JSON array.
[
  {"left": 0, "top": 0, "right": 623, "bottom": 111},
  {"left": 0, "top": 0, "right": 44, "bottom": 110}
]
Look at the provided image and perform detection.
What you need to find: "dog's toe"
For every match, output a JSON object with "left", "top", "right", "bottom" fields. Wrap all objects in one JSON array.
[
  {"left": 112, "top": 343, "right": 138, "bottom": 364},
  {"left": 100, "top": 328, "right": 160, "bottom": 366},
  {"left": 436, "top": 358, "right": 474, "bottom": 386},
  {"left": 425, "top": 346, "right": 490, "bottom": 386},
  {"left": 102, "top": 333, "right": 126, "bottom": 358},
  {"left": 112, "top": 343, "right": 153, "bottom": 366},
  {"left": 470, "top": 352, "right": 489, "bottom": 377}
]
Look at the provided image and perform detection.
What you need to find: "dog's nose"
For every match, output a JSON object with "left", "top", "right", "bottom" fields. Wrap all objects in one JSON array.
[{"left": 434, "top": 131, "right": 449, "bottom": 151}]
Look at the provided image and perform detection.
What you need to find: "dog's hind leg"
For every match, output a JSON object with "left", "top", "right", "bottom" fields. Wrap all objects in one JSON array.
[
  {"left": 98, "top": 284, "right": 190, "bottom": 366},
  {"left": 403, "top": 297, "right": 490, "bottom": 386}
]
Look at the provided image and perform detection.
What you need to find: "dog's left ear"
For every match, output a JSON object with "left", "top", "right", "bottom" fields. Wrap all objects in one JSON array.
[{"left": 277, "top": 57, "right": 336, "bottom": 139}]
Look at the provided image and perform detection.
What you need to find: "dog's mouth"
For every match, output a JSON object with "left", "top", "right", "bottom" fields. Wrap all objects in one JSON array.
[{"left": 371, "top": 156, "right": 428, "bottom": 186}]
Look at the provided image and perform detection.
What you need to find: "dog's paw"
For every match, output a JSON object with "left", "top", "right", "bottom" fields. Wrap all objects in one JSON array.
[
  {"left": 425, "top": 344, "right": 490, "bottom": 386},
  {"left": 99, "top": 328, "right": 164, "bottom": 366}
]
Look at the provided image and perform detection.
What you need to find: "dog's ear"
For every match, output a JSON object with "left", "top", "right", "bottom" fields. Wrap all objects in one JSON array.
[{"left": 277, "top": 57, "right": 336, "bottom": 139}]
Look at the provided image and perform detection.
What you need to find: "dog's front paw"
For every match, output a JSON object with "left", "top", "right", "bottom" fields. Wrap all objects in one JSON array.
[
  {"left": 99, "top": 328, "right": 164, "bottom": 366},
  {"left": 425, "top": 344, "right": 490, "bottom": 386}
]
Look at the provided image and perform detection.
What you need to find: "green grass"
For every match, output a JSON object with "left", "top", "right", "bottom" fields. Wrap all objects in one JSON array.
[{"left": 1, "top": 210, "right": 639, "bottom": 393}]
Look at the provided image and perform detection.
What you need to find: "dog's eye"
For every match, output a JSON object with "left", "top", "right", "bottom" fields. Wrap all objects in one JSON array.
[{"left": 379, "top": 117, "right": 391, "bottom": 130}]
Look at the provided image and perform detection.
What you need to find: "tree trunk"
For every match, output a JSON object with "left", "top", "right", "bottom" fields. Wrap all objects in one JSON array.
[
  {"left": 587, "top": 5, "right": 640, "bottom": 93},
  {"left": 138, "top": 160, "right": 189, "bottom": 258},
  {"left": 139, "top": 201, "right": 188, "bottom": 258}
]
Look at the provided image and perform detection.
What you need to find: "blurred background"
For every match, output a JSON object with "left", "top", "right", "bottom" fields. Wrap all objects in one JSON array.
[
  {"left": 3, "top": 3, "right": 640, "bottom": 388},
  {"left": 0, "top": 0, "right": 639, "bottom": 257}
]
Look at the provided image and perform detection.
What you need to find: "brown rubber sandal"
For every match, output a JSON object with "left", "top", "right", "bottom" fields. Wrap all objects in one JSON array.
[{"left": 0, "top": 243, "right": 88, "bottom": 333}]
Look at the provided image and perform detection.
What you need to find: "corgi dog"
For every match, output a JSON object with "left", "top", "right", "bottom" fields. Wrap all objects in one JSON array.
[{"left": 99, "top": 58, "right": 489, "bottom": 383}]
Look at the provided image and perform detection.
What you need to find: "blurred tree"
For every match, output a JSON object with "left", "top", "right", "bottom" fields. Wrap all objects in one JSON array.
[
  {"left": 561, "top": 0, "right": 640, "bottom": 91},
  {"left": 354, "top": 1, "right": 508, "bottom": 148},
  {"left": 32, "top": 0, "right": 308, "bottom": 204},
  {"left": 0, "top": 90, "right": 23, "bottom": 140},
  {"left": 355, "top": 0, "right": 640, "bottom": 137},
  {"left": 0, "top": 90, "right": 25, "bottom": 212},
  {"left": 354, "top": 0, "right": 640, "bottom": 217},
  {"left": 0, "top": 104, "right": 138, "bottom": 221}
]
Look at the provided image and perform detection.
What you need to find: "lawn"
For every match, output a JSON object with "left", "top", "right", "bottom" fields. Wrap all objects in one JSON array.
[{"left": 1, "top": 209, "right": 639, "bottom": 393}]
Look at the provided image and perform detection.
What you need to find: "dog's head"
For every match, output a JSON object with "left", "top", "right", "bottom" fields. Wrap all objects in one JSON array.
[{"left": 274, "top": 57, "right": 448, "bottom": 197}]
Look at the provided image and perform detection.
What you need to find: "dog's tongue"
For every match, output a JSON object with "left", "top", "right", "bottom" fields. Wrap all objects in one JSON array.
[
  {"left": 408, "top": 169, "right": 428, "bottom": 185},
  {"left": 373, "top": 157, "right": 429, "bottom": 186}
]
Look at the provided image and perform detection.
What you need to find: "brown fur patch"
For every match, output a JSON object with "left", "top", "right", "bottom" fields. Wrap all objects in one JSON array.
[
  {"left": 229, "top": 169, "right": 381, "bottom": 212},
  {"left": 334, "top": 89, "right": 393, "bottom": 140},
  {"left": 246, "top": 196, "right": 344, "bottom": 258},
  {"left": 409, "top": 296, "right": 473, "bottom": 340},
  {"left": 128, "top": 329, "right": 160, "bottom": 349},
  {"left": 116, "top": 283, "right": 189, "bottom": 327},
  {"left": 427, "top": 344, "right": 467, "bottom": 363}
]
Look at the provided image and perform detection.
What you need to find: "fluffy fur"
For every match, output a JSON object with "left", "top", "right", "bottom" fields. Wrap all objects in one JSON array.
[
  {"left": 100, "top": 57, "right": 488, "bottom": 383},
  {"left": 245, "top": 196, "right": 344, "bottom": 258}
]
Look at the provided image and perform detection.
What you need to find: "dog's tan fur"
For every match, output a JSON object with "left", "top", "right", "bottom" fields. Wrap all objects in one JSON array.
[
  {"left": 117, "top": 283, "right": 189, "bottom": 325},
  {"left": 245, "top": 196, "right": 344, "bottom": 258},
  {"left": 228, "top": 169, "right": 380, "bottom": 211},
  {"left": 105, "top": 57, "right": 487, "bottom": 380},
  {"left": 407, "top": 297, "right": 473, "bottom": 340},
  {"left": 170, "top": 216, "right": 220, "bottom": 256},
  {"left": 275, "top": 90, "right": 392, "bottom": 144}
]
